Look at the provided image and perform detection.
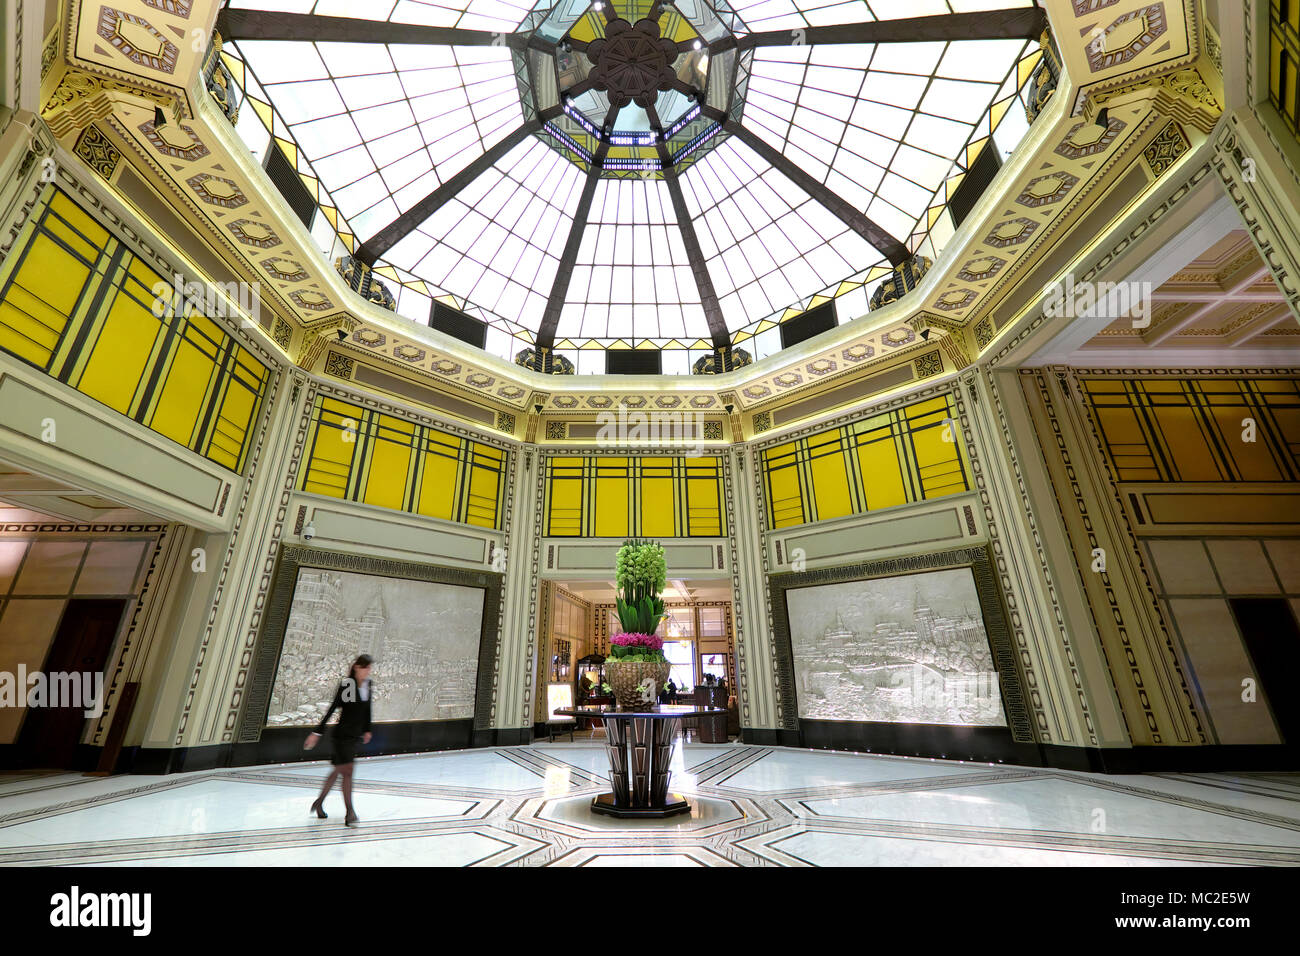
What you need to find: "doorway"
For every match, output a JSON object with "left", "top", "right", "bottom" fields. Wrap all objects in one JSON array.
[
  {"left": 16, "top": 598, "right": 126, "bottom": 769},
  {"left": 1229, "top": 598, "right": 1300, "bottom": 745}
]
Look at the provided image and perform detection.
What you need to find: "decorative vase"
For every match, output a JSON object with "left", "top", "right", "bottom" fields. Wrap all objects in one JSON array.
[{"left": 605, "top": 660, "right": 671, "bottom": 710}]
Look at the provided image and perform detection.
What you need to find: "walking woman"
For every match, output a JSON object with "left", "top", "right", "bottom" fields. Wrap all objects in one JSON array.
[{"left": 305, "top": 654, "right": 373, "bottom": 827}]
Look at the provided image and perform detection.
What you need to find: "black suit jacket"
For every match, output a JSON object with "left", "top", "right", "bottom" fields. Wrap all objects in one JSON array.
[{"left": 315, "top": 679, "right": 373, "bottom": 738}]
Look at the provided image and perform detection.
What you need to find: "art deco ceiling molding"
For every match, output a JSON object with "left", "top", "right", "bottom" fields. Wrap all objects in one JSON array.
[
  {"left": 49, "top": 0, "right": 206, "bottom": 124},
  {"left": 1056, "top": 0, "right": 1205, "bottom": 116}
]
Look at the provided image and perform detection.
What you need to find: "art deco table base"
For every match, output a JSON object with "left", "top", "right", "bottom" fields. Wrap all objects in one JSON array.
[{"left": 555, "top": 704, "right": 725, "bottom": 819}]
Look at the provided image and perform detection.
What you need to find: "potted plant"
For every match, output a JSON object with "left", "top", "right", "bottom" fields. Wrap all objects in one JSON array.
[{"left": 606, "top": 539, "right": 670, "bottom": 709}]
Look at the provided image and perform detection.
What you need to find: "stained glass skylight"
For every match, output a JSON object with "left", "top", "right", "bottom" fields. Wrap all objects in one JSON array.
[
  {"left": 557, "top": 177, "right": 707, "bottom": 342},
  {"left": 219, "top": 0, "right": 1047, "bottom": 369}
]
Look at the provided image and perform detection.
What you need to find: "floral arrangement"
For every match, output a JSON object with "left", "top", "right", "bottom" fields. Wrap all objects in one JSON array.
[
  {"left": 614, "top": 539, "right": 667, "bottom": 648},
  {"left": 608, "top": 632, "right": 665, "bottom": 663}
]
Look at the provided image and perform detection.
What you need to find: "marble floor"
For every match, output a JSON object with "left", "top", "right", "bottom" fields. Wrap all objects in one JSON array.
[{"left": 1, "top": 743, "right": 1298, "bottom": 866}]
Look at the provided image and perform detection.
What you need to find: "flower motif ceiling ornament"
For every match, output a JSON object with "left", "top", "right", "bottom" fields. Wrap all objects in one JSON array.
[{"left": 585, "top": 16, "right": 682, "bottom": 110}]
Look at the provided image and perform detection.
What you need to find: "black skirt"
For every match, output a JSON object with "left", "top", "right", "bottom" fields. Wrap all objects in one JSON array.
[{"left": 331, "top": 734, "right": 361, "bottom": 766}]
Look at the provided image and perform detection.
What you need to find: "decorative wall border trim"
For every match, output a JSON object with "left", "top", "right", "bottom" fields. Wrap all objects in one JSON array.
[{"left": 313, "top": 379, "right": 516, "bottom": 452}]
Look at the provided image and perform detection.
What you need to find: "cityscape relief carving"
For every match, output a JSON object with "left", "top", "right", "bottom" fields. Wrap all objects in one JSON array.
[
  {"left": 786, "top": 568, "right": 1006, "bottom": 726},
  {"left": 267, "top": 569, "right": 483, "bottom": 726}
]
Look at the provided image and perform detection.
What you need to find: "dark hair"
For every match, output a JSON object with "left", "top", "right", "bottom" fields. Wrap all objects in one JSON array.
[{"left": 348, "top": 654, "right": 374, "bottom": 680}]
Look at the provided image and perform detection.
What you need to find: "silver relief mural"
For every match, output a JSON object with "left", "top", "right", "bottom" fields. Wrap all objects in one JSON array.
[
  {"left": 267, "top": 569, "right": 483, "bottom": 726},
  {"left": 786, "top": 568, "right": 1006, "bottom": 726}
]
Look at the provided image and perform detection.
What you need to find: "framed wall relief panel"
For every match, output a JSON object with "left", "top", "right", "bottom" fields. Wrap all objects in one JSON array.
[
  {"left": 769, "top": 546, "right": 1035, "bottom": 761},
  {"left": 238, "top": 546, "right": 501, "bottom": 743}
]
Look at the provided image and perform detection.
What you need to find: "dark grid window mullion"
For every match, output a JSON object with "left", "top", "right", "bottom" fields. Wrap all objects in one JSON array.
[
  {"left": 1240, "top": 380, "right": 1299, "bottom": 481},
  {"left": 794, "top": 437, "right": 817, "bottom": 524},
  {"left": 629, "top": 456, "right": 641, "bottom": 538},
  {"left": 450, "top": 437, "right": 473, "bottom": 525},
  {"left": 403, "top": 425, "right": 426, "bottom": 514},
  {"left": 191, "top": 333, "right": 238, "bottom": 461},
  {"left": 838, "top": 426, "right": 867, "bottom": 516},
  {"left": 941, "top": 397, "right": 972, "bottom": 494},
  {"left": 893, "top": 412, "right": 921, "bottom": 503},
  {"left": 674, "top": 457, "right": 687, "bottom": 537},
  {"left": 583, "top": 457, "right": 595, "bottom": 538},
  {"left": 1184, "top": 380, "right": 1238, "bottom": 481},
  {"left": 345, "top": 410, "right": 376, "bottom": 502},
  {"left": 1127, "top": 380, "right": 1179, "bottom": 482}
]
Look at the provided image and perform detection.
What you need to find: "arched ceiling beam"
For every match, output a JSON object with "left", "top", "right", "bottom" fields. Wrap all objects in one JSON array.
[
  {"left": 647, "top": 103, "right": 729, "bottom": 350},
  {"left": 534, "top": 102, "right": 621, "bottom": 351},
  {"left": 357, "top": 118, "right": 546, "bottom": 264},
  {"left": 715, "top": 7, "right": 1047, "bottom": 53},
  {"left": 718, "top": 114, "right": 910, "bottom": 265},
  {"left": 218, "top": 9, "right": 535, "bottom": 48}
]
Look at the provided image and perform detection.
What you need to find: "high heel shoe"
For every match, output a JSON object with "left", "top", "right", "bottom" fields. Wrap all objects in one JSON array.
[
  {"left": 344, "top": 813, "right": 359, "bottom": 828},
  {"left": 310, "top": 799, "right": 327, "bottom": 819}
]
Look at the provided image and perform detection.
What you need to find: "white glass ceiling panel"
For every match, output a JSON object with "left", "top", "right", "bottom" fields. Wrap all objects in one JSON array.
[
  {"left": 557, "top": 178, "right": 707, "bottom": 342},
  {"left": 230, "top": 0, "right": 1043, "bottom": 359},
  {"left": 681, "top": 138, "right": 883, "bottom": 332},
  {"left": 744, "top": 35, "right": 1026, "bottom": 243},
  {"left": 237, "top": 39, "right": 521, "bottom": 232},
  {"left": 386, "top": 137, "right": 584, "bottom": 327}
]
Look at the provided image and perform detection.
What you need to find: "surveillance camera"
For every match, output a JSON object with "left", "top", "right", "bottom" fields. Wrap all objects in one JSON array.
[
  {"left": 302, "top": 521, "right": 316, "bottom": 541},
  {"left": 534, "top": 403, "right": 543, "bottom": 414},
  {"left": 725, "top": 403, "right": 734, "bottom": 415},
  {"left": 336, "top": 329, "right": 348, "bottom": 342}
]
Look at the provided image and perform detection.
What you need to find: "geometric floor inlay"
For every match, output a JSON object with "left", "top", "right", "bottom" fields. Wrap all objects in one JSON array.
[{"left": 2, "top": 744, "right": 1297, "bottom": 866}]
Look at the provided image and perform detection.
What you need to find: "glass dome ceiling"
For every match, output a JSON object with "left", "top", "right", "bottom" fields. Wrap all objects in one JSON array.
[{"left": 219, "top": 0, "right": 1046, "bottom": 372}]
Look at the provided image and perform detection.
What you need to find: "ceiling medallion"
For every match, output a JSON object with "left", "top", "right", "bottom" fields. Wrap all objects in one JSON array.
[{"left": 586, "top": 18, "right": 679, "bottom": 109}]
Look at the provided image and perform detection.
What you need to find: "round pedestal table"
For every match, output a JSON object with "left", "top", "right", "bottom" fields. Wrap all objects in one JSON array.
[{"left": 554, "top": 704, "right": 726, "bottom": 818}]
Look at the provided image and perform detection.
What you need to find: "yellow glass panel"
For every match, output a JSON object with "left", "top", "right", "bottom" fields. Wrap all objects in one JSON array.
[
  {"left": 686, "top": 477, "right": 721, "bottom": 536},
  {"left": 1092, "top": 406, "right": 1159, "bottom": 480},
  {"left": 765, "top": 441, "right": 804, "bottom": 528},
  {"left": 75, "top": 285, "right": 162, "bottom": 413},
  {"left": 416, "top": 438, "right": 460, "bottom": 521},
  {"left": 49, "top": 192, "right": 109, "bottom": 251},
  {"left": 594, "top": 458, "right": 629, "bottom": 537},
  {"left": 363, "top": 414, "right": 414, "bottom": 510},
  {"left": 548, "top": 473, "right": 584, "bottom": 536},
  {"left": 465, "top": 456, "right": 500, "bottom": 528},
  {"left": 641, "top": 474, "right": 676, "bottom": 537},
  {"left": 856, "top": 434, "right": 907, "bottom": 511},
  {"left": 1152, "top": 406, "right": 1221, "bottom": 480},
  {"left": 1206, "top": 406, "right": 1283, "bottom": 480},
  {"left": 911, "top": 421, "right": 966, "bottom": 499},
  {"left": 807, "top": 435, "right": 852, "bottom": 521},
  {"left": 209, "top": 379, "right": 256, "bottom": 471},
  {"left": 302, "top": 400, "right": 360, "bottom": 498},
  {"left": 0, "top": 233, "right": 87, "bottom": 366},
  {"left": 149, "top": 335, "right": 217, "bottom": 447}
]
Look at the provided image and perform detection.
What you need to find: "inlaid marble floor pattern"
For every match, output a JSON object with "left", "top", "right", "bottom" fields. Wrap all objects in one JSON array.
[{"left": 1, "top": 745, "right": 1298, "bottom": 866}]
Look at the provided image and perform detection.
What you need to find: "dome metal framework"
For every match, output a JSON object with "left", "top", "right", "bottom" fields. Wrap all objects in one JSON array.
[{"left": 219, "top": 0, "right": 1047, "bottom": 370}]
